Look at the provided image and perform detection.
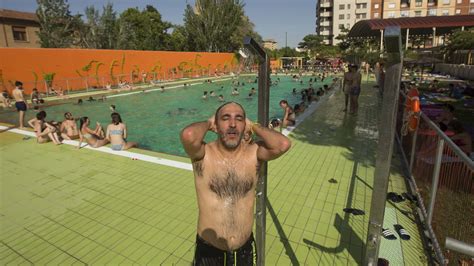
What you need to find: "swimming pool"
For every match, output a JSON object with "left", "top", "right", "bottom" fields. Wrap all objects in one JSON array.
[{"left": 0, "top": 75, "right": 332, "bottom": 156}]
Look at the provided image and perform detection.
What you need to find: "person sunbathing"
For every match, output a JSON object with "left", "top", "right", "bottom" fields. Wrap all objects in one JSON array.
[
  {"left": 60, "top": 112, "right": 79, "bottom": 140},
  {"left": 78, "top": 117, "right": 108, "bottom": 149},
  {"left": 106, "top": 112, "right": 137, "bottom": 151},
  {"left": 27, "top": 111, "right": 61, "bottom": 144}
]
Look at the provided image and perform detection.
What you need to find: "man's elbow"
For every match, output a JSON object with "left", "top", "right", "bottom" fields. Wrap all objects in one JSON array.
[
  {"left": 279, "top": 138, "right": 291, "bottom": 154},
  {"left": 180, "top": 127, "right": 195, "bottom": 144}
]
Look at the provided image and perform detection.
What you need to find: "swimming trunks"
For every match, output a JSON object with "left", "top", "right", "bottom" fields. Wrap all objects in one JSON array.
[
  {"left": 111, "top": 144, "right": 123, "bottom": 151},
  {"left": 194, "top": 234, "right": 256, "bottom": 266},
  {"left": 350, "top": 86, "right": 361, "bottom": 96},
  {"left": 15, "top": 101, "right": 27, "bottom": 111}
]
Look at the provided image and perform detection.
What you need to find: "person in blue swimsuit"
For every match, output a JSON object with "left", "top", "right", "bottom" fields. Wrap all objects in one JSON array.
[{"left": 106, "top": 112, "right": 137, "bottom": 151}]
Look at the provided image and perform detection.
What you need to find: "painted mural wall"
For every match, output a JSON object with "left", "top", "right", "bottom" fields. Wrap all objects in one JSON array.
[{"left": 0, "top": 48, "right": 237, "bottom": 94}]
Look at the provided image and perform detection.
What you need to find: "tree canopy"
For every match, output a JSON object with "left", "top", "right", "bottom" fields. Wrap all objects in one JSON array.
[{"left": 35, "top": 1, "right": 262, "bottom": 52}]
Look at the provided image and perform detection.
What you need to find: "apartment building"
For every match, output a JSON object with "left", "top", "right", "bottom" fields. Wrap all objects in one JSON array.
[
  {"left": 263, "top": 39, "right": 278, "bottom": 51},
  {"left": 316, "top": 0, "right": 372, "bottom": 44},
  {"left": 316, "top": 0, "right": 474, "bottom": 44},
  {"left": 0, "top": 9, "right": 40, "bottom": 48}
]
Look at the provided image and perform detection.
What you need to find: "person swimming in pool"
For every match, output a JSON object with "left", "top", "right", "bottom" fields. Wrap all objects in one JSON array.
[
  {"left": 106, "top": 112, "right": 137, "bottom": 151},
  {"left": 78, "top": 117, "right": 108, "bottom": 149}
]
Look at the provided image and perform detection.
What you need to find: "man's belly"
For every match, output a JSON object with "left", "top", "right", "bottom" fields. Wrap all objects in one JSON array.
[{"left": 197, "top": 197, "right": 255, "bottom": 251}]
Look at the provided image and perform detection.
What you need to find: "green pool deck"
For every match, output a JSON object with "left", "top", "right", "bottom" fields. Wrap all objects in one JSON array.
[{"left": 0, "top": 81, "right": 429, "bottom": 265}]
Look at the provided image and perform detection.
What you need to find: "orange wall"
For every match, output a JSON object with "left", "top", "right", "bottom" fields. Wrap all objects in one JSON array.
[{"left": 0, "top": 48, "right": 237, "bottom": 94}]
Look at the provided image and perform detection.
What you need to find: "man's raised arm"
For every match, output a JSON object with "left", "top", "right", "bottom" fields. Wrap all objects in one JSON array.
[
  {"left": 180, "top": 117, "right": 215, "bottom": 161},
  {"left": 249, "top": 120, "right": 291, "bottom": 161}
]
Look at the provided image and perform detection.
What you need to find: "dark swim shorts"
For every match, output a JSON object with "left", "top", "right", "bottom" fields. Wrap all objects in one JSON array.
[
  {"left": 15, "top": 101, "right": 27, "bottom": 111},
  {"left": 350, "top": 86, "right": 361, "bottom": 96},
  {"left": 194, "top": 234, "right": 256, "bottom": 266}
]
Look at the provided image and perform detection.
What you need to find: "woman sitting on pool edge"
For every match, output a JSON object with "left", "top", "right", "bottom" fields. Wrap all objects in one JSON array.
[
  {"left": 106, "top": 112, "right": 137, "bottom": 151},
  {"left": 78, "top": 117, "right": 108, "bottom": 149},
  {"left": 279, "top": 100, "right": 296, "bottom": 127}
]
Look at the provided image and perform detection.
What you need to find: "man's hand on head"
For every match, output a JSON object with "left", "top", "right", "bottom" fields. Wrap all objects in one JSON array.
[{"left": 208, "top": 116, "right": 217, "bottom": 133}]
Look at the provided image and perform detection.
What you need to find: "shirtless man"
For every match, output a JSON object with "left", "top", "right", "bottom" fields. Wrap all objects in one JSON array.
[
  {"left": 12, "top": 81, "right": 27, "bottom": 128},
  {"left": 60, "top": 112, "right": 79, "bottom": 140},
  {"left": 181, "top": 102, "right": 291, "bottom": 265},
  {"left": 343, "top": 64, "right": 362, "bottom": 113}
]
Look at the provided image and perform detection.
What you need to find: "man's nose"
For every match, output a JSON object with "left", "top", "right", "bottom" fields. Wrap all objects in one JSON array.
[{"left": 229, "top": 119, "right": 236, "bottom": 127}]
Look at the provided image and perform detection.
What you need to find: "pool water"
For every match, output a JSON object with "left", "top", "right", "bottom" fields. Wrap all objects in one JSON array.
[{"left": 0, "top": 75, "right": 332, "bottom": 156}]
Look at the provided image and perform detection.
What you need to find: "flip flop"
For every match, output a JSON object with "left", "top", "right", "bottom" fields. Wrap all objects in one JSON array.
[
  {"left": 394, "top": 224, "right": 410, "bottom": 240},
  {"left": 387, "top": 192, "right": 405, "bottom": 203},
  {"left": 381, "top": 228, "right": 397, "bottom": 240},
  {"left": 343, "top": 208, "right": 365, "bottom": 215},
  {"left": 22, "top": 136, "right": 31, "bottom": 140},
  {"left": 328, "top": 178, "right": 338, "bottom": 183},
  {"left": 402, "top": 192, "right": 417, "bottom": 203}
]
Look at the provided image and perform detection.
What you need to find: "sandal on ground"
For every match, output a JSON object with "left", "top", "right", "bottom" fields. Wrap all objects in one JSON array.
[
  {"left": 402, "top": 192, "right": 417, "bottom": 203},
  {"left": 343, "top": 208, "right": 365, "bottom": 215},
  {"left": 387, "top": 192, "right": 405, "bottom": 203},
  {"left": 382, "top": 228, "right": 397, "bottom": 240},
  {"left": 394, "top": 224, "right": 410, "bottom": 240}
]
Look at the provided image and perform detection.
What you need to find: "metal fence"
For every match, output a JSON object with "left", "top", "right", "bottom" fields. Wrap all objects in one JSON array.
[
  {"left": 396, "top": 91, "right": 474, "bottom": 265},
  {"left": 5, "top": 67, "right": 244, "bottom": 97}
]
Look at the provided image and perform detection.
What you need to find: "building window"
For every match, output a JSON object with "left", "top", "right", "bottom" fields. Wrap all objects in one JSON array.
[
  {"left": 442, "top": 9, "right": 449, "bottom": 15},
  {"left": 339, "top": 14, "right": 345, "bottom": 19},
  {"left": 374, "top": 3, "right": 380, "bottom": 8},
  {"left": 12, "top": 26, "right": 27, "bottom": 41},
  {"left": 347, "top": 4, "right": 351, "bottom": 8},
  {"left": 346, "top": 23, "right": 351, "bottom": 29},
  {"left": 415, "top": 0, "right": 423, "bottom": 6},
  {"left": 415, "top": 10, "right": 422, "bottom": 16},
  {"left": 456, "top": 0, "right": 462, "bottom": 3},
  {"left": 401, "top": 11, "right": 409, "bottom": 16},
  {"left": 339, "top": 24, "right": 345, "bottom": 29},
  {"left": 339, "top": 4, "right": 345, "bottom": 9},
  {"left": 428, "top": 9, "right": 437, "bottom": 15},
  {"left": 388, "top": 11, "right": 396, "bottom": 17},
  {"left": 374, "top": 12, "right": 380, "bottom": 17},
  {"left": 470, "top": 7, "right": 474, "bottom": 13},
  {"left": 388, "top": 3, "right": 396, "bottom": 8},
  {"left": 471, "top": 0, "right": 474, "bottom": 3},
  {"left": 455, "top": 8, "right": 461, "bottom": 14},
  {"left": 443, "top": 0, "right": 450, "bottom": 3},
  {"left": 347, "top": 14, "right": 351, "bottom": 19}
]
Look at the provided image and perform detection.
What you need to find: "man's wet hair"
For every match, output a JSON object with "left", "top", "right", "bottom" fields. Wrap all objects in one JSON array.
[
  {"left": 214, "top": 102, "right": 246, "bottom": 123},
  {"left": 36, "top": 110, "right": 46, "bottom": 120},
  {"left": 15, "top": 81, "right": 23, "bottom": 86}
]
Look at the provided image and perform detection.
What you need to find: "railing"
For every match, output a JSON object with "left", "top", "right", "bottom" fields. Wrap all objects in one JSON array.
[
  {"left": 3, "top": 67, "right": 243, "bottom": 97},
  {"left": 396, "top": 91, "right": 474, "bottom": 265}
]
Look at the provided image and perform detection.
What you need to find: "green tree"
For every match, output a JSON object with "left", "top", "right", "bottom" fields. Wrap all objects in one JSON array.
[
  {"left": 183, "top": 0, "right": 245, "bottom": 52},
  {"left": 36, "top": 0, "right": 79, "bottom": 48},
  {"left": 117, "top": 5, "right": 172, "bottom": 50},
  {"left": 169, "top": 25, "right": 187, "bottom": 51},
  {"left": 446, "top": 29, "right": 474, "bottom": 52},
  {"left": 99, "top": 3, "right": 118, "bottom": 49}
]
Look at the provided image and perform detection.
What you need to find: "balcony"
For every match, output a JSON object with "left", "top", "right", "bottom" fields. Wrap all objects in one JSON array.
[
  {"left": 320, "top": 1, "right": 333, "bottom": 8},
  {"left": 320, "top": 20, "right": 331, "bottom": 27},
  {"left": 320, "top": 11, "right": 333, "bottom": 17},
  {"left": 401, "top": 0, "right": 411, "bottom": 8},
  {"left": 428, "top": 0, "right": 437, "bottom": 6}
]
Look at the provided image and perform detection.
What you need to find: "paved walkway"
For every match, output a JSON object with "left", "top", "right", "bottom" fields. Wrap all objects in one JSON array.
[{"left": 0, "top": 81, "right": 428, "bottom": 265}]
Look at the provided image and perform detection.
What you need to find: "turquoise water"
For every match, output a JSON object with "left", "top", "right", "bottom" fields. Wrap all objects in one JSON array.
[{"left": 0, "top": 76, "right": 332, "bottom": 156}]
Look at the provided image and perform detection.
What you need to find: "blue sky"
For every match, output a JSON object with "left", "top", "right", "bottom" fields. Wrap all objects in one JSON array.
[{"left": 0, "top": 0, "right": 316, "bottom": 48}]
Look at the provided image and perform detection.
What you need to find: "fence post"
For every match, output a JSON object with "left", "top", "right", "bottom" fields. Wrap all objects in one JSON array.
[
  {"left": 365, "top": 26, "right": 403, "bottom": 266},
  {"left": 409, "top": 122, "right": 419, "bottom": 172},
  {"left": 427, "top": 138, "right": 444, "bottom": 224},
  {"left": 66, "top": 79, "right": 70, "bottom": 95},
  {"left": 44, "top": 80, "right": 49, "bottom": 97}
]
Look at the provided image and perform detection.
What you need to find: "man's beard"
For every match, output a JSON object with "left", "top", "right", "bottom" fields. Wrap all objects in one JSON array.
[{"left": 219, "top": 128, "right": 243, "bottom": 149}]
